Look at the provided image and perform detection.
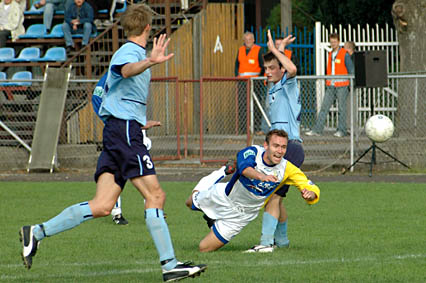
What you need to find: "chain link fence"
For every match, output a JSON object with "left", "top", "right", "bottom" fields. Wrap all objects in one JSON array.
[{"left": 0, "top": 74, "right": 425, "bottom": 171}]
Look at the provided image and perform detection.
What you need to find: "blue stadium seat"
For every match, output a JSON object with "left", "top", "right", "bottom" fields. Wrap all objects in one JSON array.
[
  {"left": 98, "top": 0, "right": 127, "bottom": 14},
  {"left": 12, "top": 47, "right": 41, "bottom": 62},
  {"left": 0, "top": 47, "right": 15, "bottom": 62},
  {"left": 0, "top": 71, "right": 6, "bottom": 80},
  {"left": 18, "top": 24, "right": 47, "bottom": 39},
  {"left": 37, "top": 47, "right": 66, "bottom": 62},
  {"left": 115, "top": 1, "right": 127, "bottom": 13},
  {"left": 0, "top": 71, "right": 32, "bottom": 87},
  {"left": 44, "top": 24, "right": 64, "bottom": 38},
  {"left": 72, "top": 32, "right": 98, "bottom": 39},
  {"left": 24, "top": 1, "right": 45, "bottom": 15}
]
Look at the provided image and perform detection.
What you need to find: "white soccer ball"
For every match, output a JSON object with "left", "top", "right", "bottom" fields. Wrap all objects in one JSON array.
[{"left": 365, "top": 114, "right": 394, "bottom": 143}]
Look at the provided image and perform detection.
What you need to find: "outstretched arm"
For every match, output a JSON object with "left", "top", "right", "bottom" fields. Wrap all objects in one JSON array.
[
  {"left": 242, "top": 167, "right": 278, "bottom": 182},
  {"left": 121, "top": 34, "right": 175, "bottom": 78},
  {"left": 266, "top": 30, "right": 297, "bottom": 78}
]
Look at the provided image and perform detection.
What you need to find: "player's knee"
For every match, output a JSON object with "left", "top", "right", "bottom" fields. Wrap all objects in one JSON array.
[
  {"left": 185, "top": 193, "right": 194, "bottom": 209},
  {"left": 91, "top": 205, "right": 112, "bottom": 217},
  {"left": 199, "top": 243, "right": 212, "bottom": 253},
  {"left": 146, "top": 186, "right": 166, "bottom": 203}
]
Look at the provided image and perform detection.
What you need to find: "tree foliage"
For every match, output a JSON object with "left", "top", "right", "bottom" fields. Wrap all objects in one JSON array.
[{"left": 266, "top": 0, "right": 394, "bottom": 30}]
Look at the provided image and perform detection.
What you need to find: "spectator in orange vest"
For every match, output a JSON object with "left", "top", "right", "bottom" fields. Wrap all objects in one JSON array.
[
  {"left": 235, "top": 31, "right": 265, "bottom": 133},
  {"left": 306, "top": 33, "right": 353, "bottom": 138},
  {"left": 235, "top": 31, "right": 264, "bottom": 77}
]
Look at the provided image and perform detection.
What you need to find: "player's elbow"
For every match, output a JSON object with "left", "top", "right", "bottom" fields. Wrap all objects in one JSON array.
[{"left": 287, "top": 65, "right": 297, "bottom": 77}]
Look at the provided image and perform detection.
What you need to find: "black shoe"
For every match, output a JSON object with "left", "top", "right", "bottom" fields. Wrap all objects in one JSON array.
[
  {"left": 162, "top": 261, "right": 207, "bottom": 282},
  {"left": 202, "top": 214, "right": 215, "bottom": 229},
  {"left": 224, "top": 159, "right": 237, "bottom": 175},
  {"left": 19, "top": 225, "right": 40, "bottom": 270},
  {"left": 112, "top": 214, "right": 129, "bottom": 225}
]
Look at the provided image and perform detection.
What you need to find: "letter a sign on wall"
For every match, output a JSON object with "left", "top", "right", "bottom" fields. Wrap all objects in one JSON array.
[{"left": 214, "top": 35, "right": 223, "bottom": 53}]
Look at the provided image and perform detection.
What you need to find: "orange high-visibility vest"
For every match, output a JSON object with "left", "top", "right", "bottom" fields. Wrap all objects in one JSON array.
[
  {"left": 238, "top": 45, "right": 261, "bottom": 77},
  {"left": 284, "top": 49, "right": 292, "bottom": 59},
  {"left": 326, "top": 48, "right": 349, "bottom": 87}
]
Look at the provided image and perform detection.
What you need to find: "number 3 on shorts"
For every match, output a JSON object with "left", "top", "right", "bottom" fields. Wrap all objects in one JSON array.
[{"left": 143, "top": 155, "right": 153, "bottom": 169}]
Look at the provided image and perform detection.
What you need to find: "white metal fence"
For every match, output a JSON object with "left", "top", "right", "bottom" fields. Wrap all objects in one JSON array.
[{"left": 315, "top": 21, "right": 400, "bottom": 128}]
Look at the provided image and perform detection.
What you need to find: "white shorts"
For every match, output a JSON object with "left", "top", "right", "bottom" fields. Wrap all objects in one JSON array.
[{"left": 192, "top": 183, "right": 259, "bottom": 243}]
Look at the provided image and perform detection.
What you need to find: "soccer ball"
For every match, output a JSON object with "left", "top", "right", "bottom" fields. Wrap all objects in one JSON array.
[{"left": 365, "top": 114, "right": 394, "bottom": 143}]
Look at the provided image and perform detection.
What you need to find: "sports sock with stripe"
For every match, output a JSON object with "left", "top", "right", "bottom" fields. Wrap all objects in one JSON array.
[
  {"left": 33, "top": 201, "right": 93, "bottom": 241},
  {"left": 145, "top": 208, "right": 177, "bottom": 271}
]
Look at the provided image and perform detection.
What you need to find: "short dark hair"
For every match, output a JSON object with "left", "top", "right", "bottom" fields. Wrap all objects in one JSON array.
[
  {"left": 329, "top": 33, "right": 340, "bottom": 41},
  {"left": 263, "top": 51, "right": 283, "bottom": 68},
  {"left": 265, "top": 129, "right": 288, "bottom": 144}
]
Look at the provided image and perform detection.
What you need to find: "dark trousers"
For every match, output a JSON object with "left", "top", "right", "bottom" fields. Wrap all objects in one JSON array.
[{"left": 0, "top": 30, "right": 11, "bottom": 48}]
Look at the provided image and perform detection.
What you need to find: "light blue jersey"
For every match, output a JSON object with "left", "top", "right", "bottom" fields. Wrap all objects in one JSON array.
[
  {"left": 268, "top": 73, "right": 302, "bottom": 142},
  {"left": 99, "top": 42, "right": 151, "bottom": 126}
]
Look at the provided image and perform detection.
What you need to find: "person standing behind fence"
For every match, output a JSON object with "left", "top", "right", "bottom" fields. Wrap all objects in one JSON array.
[
  {"left": 0, "top": 0, "right": 25, "bottom": 47},
  {"left": 235, "top": 31, "right": 264, "bottom": 133},
  {"left": 20, "top": 4, "right": 207, "bottom": 282},
  {"left": 245, "top": 30, "right": 305, "bottom": 253},
  {"left": 306, "top": 33, "right": 354, "bottom": 138},
  {"left": 344, "top": 40, "right": 356, "bottom": 59}
]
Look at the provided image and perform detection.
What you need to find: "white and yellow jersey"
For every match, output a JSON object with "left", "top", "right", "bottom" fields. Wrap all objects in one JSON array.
[{"left": 225, "top": 145, "right": 319, "bottom": 214}]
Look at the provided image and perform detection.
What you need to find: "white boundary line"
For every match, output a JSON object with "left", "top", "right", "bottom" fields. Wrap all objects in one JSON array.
[{"left": 1, "top": 253, "right": 425, "bottom": 280}]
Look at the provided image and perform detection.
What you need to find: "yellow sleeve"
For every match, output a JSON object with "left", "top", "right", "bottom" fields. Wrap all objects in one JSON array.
[{"left": 282, "top": 161, "right": 320, "bottom": 205}]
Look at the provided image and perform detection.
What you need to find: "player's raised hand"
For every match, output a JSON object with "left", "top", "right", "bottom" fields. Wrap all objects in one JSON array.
[
  {"left": 301, "top": 188, "right": 316, "bottom": 201},
  {"left": 150, "top": 34, "right": 174, "bottom": 64},
  {"left": 266, "top": 30, "right": 276, "bottom": 51},
  {"left": 280, "top": 34, "right": 296, "bottom": 50}
]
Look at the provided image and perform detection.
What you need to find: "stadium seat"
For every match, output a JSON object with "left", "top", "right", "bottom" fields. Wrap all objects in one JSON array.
[
  {"left": 24, "top": 1, "right": 45, "bottom": 15},
  {"left": 0, "top": 71, "right": 32, "bottom": 87},
  {"left": 0, "top": 71, "right": 6, "bottom": 80},
  {"left": 12, "top": 47, "right": 41, "bottom": 62},
  {"left": 44, "top": 24, "right": 64, "bottom": 38},
  {"left": 18, "top": 24, "right": 47, "bottom": 39},
  {"left": 72, "top": 31, "right": 98, "bottom": 39},
  {"left": 0, "top": 47, "right": 15, "bottom": 62},
  {"left": 115, "top": 1, "right": 127, "bottom": 13},
  {"left": 37, "top": 47, "right": 66, "bottom": 62}
]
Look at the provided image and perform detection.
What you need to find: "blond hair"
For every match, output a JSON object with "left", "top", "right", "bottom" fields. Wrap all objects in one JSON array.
[{"left": 120, "top": 3, "right": 153, "bottom": 37}]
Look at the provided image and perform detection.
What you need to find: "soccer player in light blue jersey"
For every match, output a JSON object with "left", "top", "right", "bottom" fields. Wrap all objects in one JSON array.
[
  {"left": 20, "top": 4, "right": 206, "bottom": 281},
  {"left": 246, "top": 30, "right": 306, "bottom": 253}
]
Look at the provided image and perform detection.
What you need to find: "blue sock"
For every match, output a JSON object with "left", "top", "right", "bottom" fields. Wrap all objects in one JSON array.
[
  {"left": 145, "top": 208, "right": 177, "bottom": 271},
  {"left": 260, "top": 212, "right": 278, "bottom": 246},
  {"left": 274, "top": 220, "right": 290, "bottom": 247},
  {"left": 33, "top": 202, "right": 93, "bottom": 241}
]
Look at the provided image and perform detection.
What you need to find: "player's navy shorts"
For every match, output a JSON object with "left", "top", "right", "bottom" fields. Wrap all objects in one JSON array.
[
  {"left": 275, "top": 139, "right": 305, "bottom": 197},
  {"left": 94, "top": 117, "right": 156, "bottom": 189}
]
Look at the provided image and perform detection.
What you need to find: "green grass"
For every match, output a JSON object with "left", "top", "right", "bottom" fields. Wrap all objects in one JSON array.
[{"left": 1, "top": 181, "right": 425, "bottom": 282}]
